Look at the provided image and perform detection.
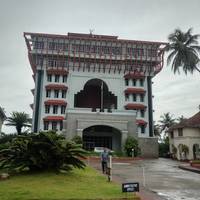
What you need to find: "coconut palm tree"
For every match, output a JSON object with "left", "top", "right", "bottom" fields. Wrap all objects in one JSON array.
[
  {"left": 5, "top": 112, "right": 31, "bottom": 134},
  {"left": 159, "top": 112, "right": 176, "bottom": 133},
  {"left": 165, "top": 28, "right": 200, "bottom": 74}
]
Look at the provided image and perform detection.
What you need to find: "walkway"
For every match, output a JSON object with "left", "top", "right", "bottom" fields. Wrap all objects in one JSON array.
[{"left": 88, "top": 157, "right": 200, "bottom": 200}]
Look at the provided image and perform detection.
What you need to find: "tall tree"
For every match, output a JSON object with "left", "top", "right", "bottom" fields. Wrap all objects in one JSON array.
[
  {"left": 5, "top": 112, "right": 31, "bottom": 134},
  {"left": 159, "top": 112, "right": 176, "bottom": 133},
  {"left": 165, "top": 28, "right": 200, "bottom": 74},
  {"left": 177, "top": 115, "right": 186, "bottom": 123}
]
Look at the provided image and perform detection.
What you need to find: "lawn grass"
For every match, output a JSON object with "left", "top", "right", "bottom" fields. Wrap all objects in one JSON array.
[{"left": 0, "top": 167, "right": 139, "bottom": 200}]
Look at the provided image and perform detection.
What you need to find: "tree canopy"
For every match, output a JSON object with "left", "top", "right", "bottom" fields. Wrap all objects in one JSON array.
[
  {"left": 165, "top": 28, "right": 200, "bottom": 74},
  {"left": 5, "top": 112, "right": 31, "bottom": 134}
]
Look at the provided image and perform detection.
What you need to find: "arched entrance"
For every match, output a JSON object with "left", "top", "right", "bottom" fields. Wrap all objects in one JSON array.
[
  {"left": 74, "top": 79, "right": 117, "bottom": 110},
  {"left": 193, "top": 144, "right": 200, "bottom": 160},
  {"left": 82, "top": 125, "right": 121, "bottom": 151}
]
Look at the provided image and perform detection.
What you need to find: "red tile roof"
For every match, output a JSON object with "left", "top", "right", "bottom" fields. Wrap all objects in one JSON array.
[
  {"left": 136, "top": 119, "right": 147, "bottom": 125},
  {"left": 125, "top": 88, "right": 146, "bottom": 94},
  {"left": 43, "top": 116, "right": 65, "bottom": 121},
  {"left": 44, "top": 100, "right": 67, "bottom": 106},
  {"left": 45, "top": 84, "right": 68, "bottom": 90},
  {"left": 124, "top": 72, "right": 145, "bottom": 79},
  {"left": 125, "top": 103, "right": 146, "bottom": 110},
  {"left": 47, "top": 69, "right": 68, "bottom": 75},
  {"left": 169, "top": 111, "right": 200, "bottom": 131}
]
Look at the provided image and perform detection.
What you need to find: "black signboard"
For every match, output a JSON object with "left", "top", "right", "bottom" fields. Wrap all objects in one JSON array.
[{"left": 122, "top": 182, "right": 139, "bottom": 193}]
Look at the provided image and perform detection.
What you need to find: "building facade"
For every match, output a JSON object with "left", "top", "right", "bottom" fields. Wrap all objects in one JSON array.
[
  {"left": 168, "top": 111, "right": 200, "bottom": 160},
  {"left": 24, "top": 32, "right": 166, "bottom": 157}
]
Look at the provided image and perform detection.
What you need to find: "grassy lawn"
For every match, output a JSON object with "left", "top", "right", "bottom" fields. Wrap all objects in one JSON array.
[{"left": 0, "top": 167, "right": 139, "bottom": 200}]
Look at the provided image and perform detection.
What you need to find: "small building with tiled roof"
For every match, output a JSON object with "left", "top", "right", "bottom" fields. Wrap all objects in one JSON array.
[
  {"left": 0, "top": 107, "right": 6, "bottom": 133},
  {"left": 168, "top": 111, "right": 200, "bottom": 160}
]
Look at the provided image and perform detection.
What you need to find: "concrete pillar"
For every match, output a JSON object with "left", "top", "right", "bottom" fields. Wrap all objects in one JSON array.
[{"left": 121, "top": 131, "right": 128, "bottom": 151}]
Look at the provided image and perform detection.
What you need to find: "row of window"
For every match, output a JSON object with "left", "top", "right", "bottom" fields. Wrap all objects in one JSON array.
[
  {"left": 44, "top": 121, "right": 63, "bottom": 131},
  {"left": 46, "top": 90, "right": 67, "bottom": 98},
  {"left": 34, "top": 41, "right": 157, "bottom": 57},
  {"left": 125, "top": 94, "right": 145, "bottom": 102},
  {"left": 125, "top": 78, "right": 144, "bottom": 87},
  {"left": 45, "top": 105, "right": 66, "bottom": 114},
  {"left": 47, "top": 74, "right": 67, "bottom": 83}
]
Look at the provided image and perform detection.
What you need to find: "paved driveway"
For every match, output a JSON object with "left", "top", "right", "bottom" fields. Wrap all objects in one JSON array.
[
  {"left": 90, "top": 158, "right": 200, "bottom": 200},
  {"left": 111, "top": 158, "right": 200, "bottom": 200}
]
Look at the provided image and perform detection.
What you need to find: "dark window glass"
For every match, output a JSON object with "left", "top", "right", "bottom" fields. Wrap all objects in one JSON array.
[
  {"left": 44, "top": 121, "right": 49, "bottom": 130},
  {"left": 53, "top": 105, "right": 58, "bottom": 114},
  {"left": 45, "top": 105, "right": 50, "bottom": 114},
  {"left": 47, "top": 74, "right": 52, "bottom": 82},
  {"left": 141, "top": 125, "right": 145, "bottom": 134},
  {"left": 178, "top": 128, "right": 183, "bottom": 136},
  {"left": 125, "top": 79, "right": 129, "bottom": 86},
  {"left": 52, "top": 122, "right": 57, "bottom": 131}
]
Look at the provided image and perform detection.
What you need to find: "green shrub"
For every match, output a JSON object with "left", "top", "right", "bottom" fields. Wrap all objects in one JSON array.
[
  {"left": 0, "top": 131, "right": 86, "bottom": 173},
  {"left": 72, "top": 135, "right": 83, "bottom": 145},
  {"left": 0, "top": 133, "right": 17, "bottom": 144},
  {"left": 124, "top": 136, "right": 140, "bottom": 157}
]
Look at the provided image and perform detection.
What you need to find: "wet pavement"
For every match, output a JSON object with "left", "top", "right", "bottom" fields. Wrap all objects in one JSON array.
[{"left": 88, "top": 158, "right": 200, "bottom": 200}]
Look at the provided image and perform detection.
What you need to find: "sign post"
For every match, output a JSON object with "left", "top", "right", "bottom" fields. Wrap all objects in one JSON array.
[{"left": 107, "top": 155, "right": 112, "bottom": 182}]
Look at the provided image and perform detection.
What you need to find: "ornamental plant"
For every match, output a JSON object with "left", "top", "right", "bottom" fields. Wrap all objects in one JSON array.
[
  {"left": 0, "top": 131, "right": 86, "bottom": 173},
  {"left": 124, "top": 136, "right": 140, "bottom": 157}
]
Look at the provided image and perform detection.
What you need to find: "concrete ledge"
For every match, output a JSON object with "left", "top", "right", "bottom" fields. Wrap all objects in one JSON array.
[{"left": 179, "top": 165, "right": 200, "bottom": 174}]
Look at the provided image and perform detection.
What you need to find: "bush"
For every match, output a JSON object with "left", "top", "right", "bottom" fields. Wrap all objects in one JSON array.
[
  {"left": 124, "top": 136, "right": 140, "bottom": 157},
  {"left": 72, "top": 135, "right": 83, "bottom": 145},
  {"left": 0, "top": 131, "right": 86, "bottom": 173},
  {"left": 159, "top": 142, "right": 169, "bottom": 157},
  {"left": 0, "top": 133, "right": 17, "bottom": 144}
]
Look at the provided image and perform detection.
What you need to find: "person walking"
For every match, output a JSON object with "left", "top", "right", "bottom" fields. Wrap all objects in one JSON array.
[{"left": 100, "top": 148, "right": 109, "bottom": 174}]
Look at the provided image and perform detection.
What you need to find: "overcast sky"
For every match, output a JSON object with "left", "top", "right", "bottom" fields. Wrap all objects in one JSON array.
[{"left": 1, "top": 0, "right": 200, "bottom": 133}]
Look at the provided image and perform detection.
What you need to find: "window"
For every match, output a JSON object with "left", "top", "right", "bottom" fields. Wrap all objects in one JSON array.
[
  {"left": 54, "top": 90, "right": 59, "bottom": 98},
  {"left": 55, "top": 75, "right": 60, "bottom": 82},
  {"left": 45, "top": 105, "right": 50, "bottom": 114},
  {"left": 140, "top": 110, "right": 145, "bottom": 118},
  {"left": 60, "top": 121, "right": 63, "bottom": 131},
  {"left": 35, "top": 41, "right": 44, "bottom": 49},
  {"left": 46, "top": 90, "right": 51, "bottom": 98},
  {"left": 133, "top": 94, "right": 137, "bottom": 101},
  {"left": 53, "top": 105, "right": 58, "bottom": 114},
  {"left": 125, "top": 79, "right": 129, "bottom": 86},
  {"left": 141, "top": 125, "right": 145, "bottom": 134},
  {"left": 44, "top": 121, "right": 49, "bottom": 130},
  {"left": 139, "top": 79, "right": 144, "bottom": 87},
  {"left": 140, "top": 94, "right": 144, "bottom": 102},
  {"left": 125, "top": 94, "right": 129, "bottom": 101},
  {"left": 171, "top": 132, "right": 174, "bottom": 138},
  {"left": 63, "top": 75, "right": 67, "bottom": 83},
  {"left": 47, "top": 74, "right": 52, "bottom": 82},
  {"left": 61, "top": 106, "right": 66, "bottom": 114},
  {"left": 132, "top": 79, "right": 136, "bottom": 86},
  {"left": 52, "top": 122, "right": 57, "bottom": 131},
  {"left": 178, "top": 128, "right": 183, "bottom": 136},
  {"left": 62, "top": 90, "right": 66, "bottom": 98}
]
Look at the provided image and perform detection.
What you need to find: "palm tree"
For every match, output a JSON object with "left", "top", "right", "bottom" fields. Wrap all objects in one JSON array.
[
  {"left": 165, "top": 28, "right": 200, "bottom": 74},
  {"left": 5, "top": 112, "right": 31, "bottom": 134},
  {"left": 159, "top": 112, "right": 176, "bottom": 133},
  {"left": 177, "top": 115, "right": 186, "bottom": 123}
]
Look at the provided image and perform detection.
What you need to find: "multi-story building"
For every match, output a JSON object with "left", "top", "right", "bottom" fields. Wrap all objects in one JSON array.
[{"left": 24, "top": 32, "right": 166, "bottom": 157}]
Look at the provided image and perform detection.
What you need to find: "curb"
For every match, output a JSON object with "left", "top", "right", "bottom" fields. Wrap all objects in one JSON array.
[{"left": 178, "top": 165, "right": 200, "bottom": 174}]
